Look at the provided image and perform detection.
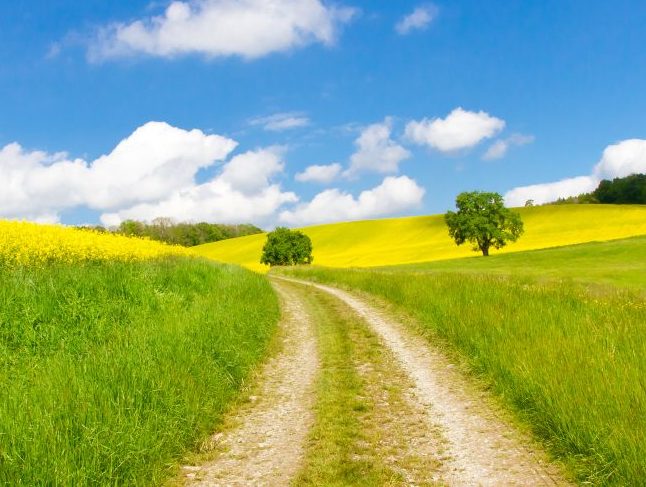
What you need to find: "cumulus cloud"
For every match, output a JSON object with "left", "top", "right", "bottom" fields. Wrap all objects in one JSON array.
[
  {"left": 280, "top": 175, "right": 424, "bottom": 225},
  {"left": 219, "top": 146, "right": 286, "bottom": 194},
  {"left": 504, "top": 138, "right": 646, "bottom": 206},
  {"left": 395, "top": 4, "right": 437, "bottom": 35},
  {"left": 483, "top": 133, "right": 535, "bottom": 160},
  {"left": 89, "top": 0, "right": 356, "bottom": 61},
  {"left": 0, "top": 122, "right": 301, "bottom": 225},
  {"left": 0, "top": 144, "right": 89, "bottom": 223},
  {"left": 86, "top": 122, "right": 237, "bottom": 209},
  {"left": 405, "top": 107, "right": 505, "bottom": 153},
  {"left": 0, "top": 122, "right": 236, "bottom": 222},
  {"left": 249, "top": 112, "right": 310, "bottom": 131},
  {"left": 346, "top": 118, "right": 411, "bottom": 176},
  {"left": 102, "top": 148, "right": 297, "bottom": 226},
  {"left": 295, "top": 163, "right": 342, "bottom": 183},
  {"left": 593, "top": 139, "right": 646, "bottom": 179}
]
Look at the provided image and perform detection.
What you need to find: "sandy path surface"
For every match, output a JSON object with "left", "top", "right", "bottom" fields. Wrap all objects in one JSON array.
[
  {"left": 182, "top": 280, "right": 318, "bottom": 486},
  {"left": 277, "top": 276, "right": 569, "bottom": 487}
]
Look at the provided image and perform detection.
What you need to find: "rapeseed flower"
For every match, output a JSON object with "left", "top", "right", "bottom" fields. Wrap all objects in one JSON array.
[{"left": 0, "top": 220, "right": 191, "bottom": 268}]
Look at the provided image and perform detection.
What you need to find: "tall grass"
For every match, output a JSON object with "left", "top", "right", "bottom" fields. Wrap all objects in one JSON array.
[
  {"left": 279, "top": 267, "right": 646, "bottom": 485},
  {"left": 0, "top": 258, "right": 278, "bottom": 485}
]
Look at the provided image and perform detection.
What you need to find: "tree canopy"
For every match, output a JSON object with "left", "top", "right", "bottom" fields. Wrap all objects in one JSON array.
[
  {"left": 445, "top": 191, "right": 524, "bottom": 256},
  {"left": 593, "top": 173, "right": 646, "bottom": 204},
  {"left": 114, "top": 218, "right": 262, "bottom": 247},
  {"left": 260, "top": 227, "right": 313, "bottom": 267}
]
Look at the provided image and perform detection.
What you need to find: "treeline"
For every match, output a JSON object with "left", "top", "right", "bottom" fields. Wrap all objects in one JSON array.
[
  {"left": 78, "top": 218, "right": 262, "bottom": 247},
  {"left": 545, "top": 173, "right": 646, "bottom": 205}
]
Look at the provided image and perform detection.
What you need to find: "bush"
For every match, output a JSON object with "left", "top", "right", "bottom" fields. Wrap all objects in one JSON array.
[{"left": 261, "top": 227, "right": 313, "bottom": 266}]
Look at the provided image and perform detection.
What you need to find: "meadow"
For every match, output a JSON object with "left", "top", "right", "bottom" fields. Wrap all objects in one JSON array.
[
  {"left": 381, "top": 235, "right": 646, "bottom": 290},
  {"left": 194, "top": 204, "right": 646, "bottom": 272},
  {"left": 0, "top": 222, "right": 279, "bottom": 485},
  {"left": 277, "top": 236, "right": 646, "bottom": 485}
]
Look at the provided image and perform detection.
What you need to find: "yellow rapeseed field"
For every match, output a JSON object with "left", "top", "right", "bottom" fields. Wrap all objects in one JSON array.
[
  {"left": 194, "top": 204, "right": 646, "bottom": 272},
  {"left": 0, "top": 220, "right": 191, "bottom": 268}
]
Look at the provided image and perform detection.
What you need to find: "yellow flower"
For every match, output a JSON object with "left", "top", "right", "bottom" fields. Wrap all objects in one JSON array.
[{"left": 0, "top": 220, "right": 193, "bottom": 268}]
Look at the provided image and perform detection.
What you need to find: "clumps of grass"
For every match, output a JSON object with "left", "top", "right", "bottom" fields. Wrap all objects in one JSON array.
[
  {"left": 279, "top": 267, "right": 646, "bottom": 485},
  {"left": 0, "top": 258, "right": 279, "bottom": 485}
]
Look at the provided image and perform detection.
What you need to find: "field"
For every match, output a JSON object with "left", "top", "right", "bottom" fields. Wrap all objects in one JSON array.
[
  {"left": 194, "top": 205, "right": 646, "bottom": 272},
  {"left": 0, "top": 220, "right": 191, "bottom": 267},
  {"left": 277, "top": 235, "right": 646, "bottom": 485},
  {"left": 0, "top": 222, "right": 279, "bottom": 485},
  {"left": 4, "top": 205, "right": 646, "bottom": 485},
  {"left": 381, "top": 235, "right": 646, "bottom": 290}
]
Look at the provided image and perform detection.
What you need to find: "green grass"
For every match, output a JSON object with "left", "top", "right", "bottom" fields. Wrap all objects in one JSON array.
[
  {"left": 0, "top": 258, "right": 279, "bottom": 485},
  {"left": 293, "top": 284, "right": 390, "bottom": 486},
  {"left": 278, "top": 252, "right": 646, "bottom": 485},
  {"left": 380, "top": 235, "right": 646, "bottom": 290}
]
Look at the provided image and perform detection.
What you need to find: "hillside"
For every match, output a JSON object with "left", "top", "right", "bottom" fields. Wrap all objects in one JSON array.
[
  {"left": 379, "top": 235, "right": 646, "bottom": 289},
  {"left": 194, "top": 204, "right": 646, "bottom": 272}
]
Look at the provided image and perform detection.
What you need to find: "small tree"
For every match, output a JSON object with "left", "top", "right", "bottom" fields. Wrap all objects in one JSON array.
[
  {"left": 260, "top": 227, "right": 313, "bottom": 267},
  {"left": 445, "top": 191, "right": 524, "bottom": 256}
]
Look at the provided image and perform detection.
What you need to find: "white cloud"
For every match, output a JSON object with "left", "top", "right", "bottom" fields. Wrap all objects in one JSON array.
[
  {"left": 102, "top": 148, "right": 297, "bottom": 226},
  {"left": 483, "top": 133, "right": 535, "bottom": 160},
  {"left": 0, "top": 143, "right": 89, "bottom": 223},
  {"left": 280, "top": 175, "right": 424, "bottom": 225},
  {"left": 593, "top": 139, "right": 646, "bottom": 179},
  {"left": 86, "top": 122, "right": 237, "bottom": 209},
  {"left": 395, "top": 5, "right": 437, "bottom": 35},
  {"left": 504, "top": 138, "right": 646, "bottom": 206},
  {"left": 295, "top": 163, "right": 342, "bottom": 183},
  {"left": 0, "top": 123, "right": 301, "bottom": 225},
  {"left": 346, "top": 118, "right": 411, "bottom": 176},
  {"left": 219, "top": 146, "right": 286, "bottom": 194},
  {"left": 0, "top": 122, "right": 236, "bottom": 222},
  {"left": 89, "top": 0, "right": 356, "bottom": 61},
  {"left": 405, "top": 107, "right": 505, "bottom": 153},
  {"left": 250, "top": 112, "right": 310, "bottom": 131}
]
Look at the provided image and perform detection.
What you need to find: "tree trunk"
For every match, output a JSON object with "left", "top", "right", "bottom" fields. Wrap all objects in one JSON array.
[{"left": 481, "top": 246, "right": 489, "bottom": 256}]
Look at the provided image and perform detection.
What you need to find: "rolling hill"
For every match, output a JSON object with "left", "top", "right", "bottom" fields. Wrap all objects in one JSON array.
[{"left": 194, "top": 204, "right": 646, "bottom": 272}]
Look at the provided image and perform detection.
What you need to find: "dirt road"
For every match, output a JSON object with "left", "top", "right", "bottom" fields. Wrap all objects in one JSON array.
[{"left": 182, "top": 276, "right": 569, "bottom": 486}]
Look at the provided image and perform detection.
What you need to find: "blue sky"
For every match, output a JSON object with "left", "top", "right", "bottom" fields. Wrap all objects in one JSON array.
[{"left": 1, "top": 0, "right": 645, "bottom": 227}]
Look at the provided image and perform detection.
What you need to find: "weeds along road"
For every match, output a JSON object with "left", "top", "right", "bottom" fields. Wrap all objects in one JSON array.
[{"left": 182, "top": 277, "right": 570, "bottom": 486}]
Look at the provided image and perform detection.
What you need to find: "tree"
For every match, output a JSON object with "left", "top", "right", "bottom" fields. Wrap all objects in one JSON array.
[
  {"left": 445, "top": 191, "right": 524, "bottom": 256},
  {"left": 593, "top": 173, "right": 646, "bottom": 204},
  {"left": 113, "top": 219, "right": 261, "bottom": 246},
  {"left": 260, "top": 227, "right": 313, "bottom": 266}
]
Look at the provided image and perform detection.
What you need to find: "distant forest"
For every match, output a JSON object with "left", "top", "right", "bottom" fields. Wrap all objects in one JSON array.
[
  {"left": 541, "top": 173, "right": 646, "bottom": 206},
  {"left": 79, "top": 218, "right": 263, "bottom": 247}
]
